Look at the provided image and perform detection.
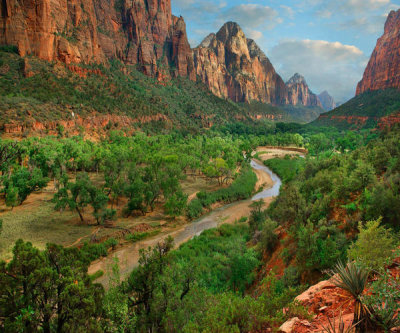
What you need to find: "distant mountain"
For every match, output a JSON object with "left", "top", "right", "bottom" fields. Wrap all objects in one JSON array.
[
  {"left": 357, "top": 9, "right": 400, "bottom": 95},
  {"left": 286, "top": 73, "right": 322, "bottom": 107},
  {"left": 318, "top": 91, "right": 336, "bottom": 111}
]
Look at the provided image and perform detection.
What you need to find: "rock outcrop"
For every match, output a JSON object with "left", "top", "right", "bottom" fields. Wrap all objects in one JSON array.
[
  {"left": 356, "top": 9, "right": 400, "bottom": 95},
  {"left": 286, "top": 73, "right": 322, "bottom": 107},
  {"left": 0, "top": 0, "right": 195, "bottom": 79},
  {"left": 318, "top": 91, "right": 336, "bottom": 111},
  {"left": 193, "top": 22, "right": 288, "bottom": 104}
]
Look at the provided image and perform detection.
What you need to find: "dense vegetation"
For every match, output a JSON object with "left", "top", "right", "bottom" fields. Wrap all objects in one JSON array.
[{"left": 264, "top": 156, "right": 305, "bottom": 183}]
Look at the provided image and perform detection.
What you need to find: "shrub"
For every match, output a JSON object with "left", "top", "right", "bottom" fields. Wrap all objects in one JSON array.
[
  {"left": 125, "top": 230, "right": 160, "bottom": 243},
  {"left": 362, "top": 273, "right": 400, "bottom": 332},
  {"left": 104, "top": 238, "right": 118, "bottom": 250},
  {"left": 347, "top": 218, "right": 397, "bottom": 272}
]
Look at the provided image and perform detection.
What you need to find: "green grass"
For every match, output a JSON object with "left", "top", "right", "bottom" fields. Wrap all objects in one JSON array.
[{"left": 0, "top": 199, "right": 91, "bottom": 260}]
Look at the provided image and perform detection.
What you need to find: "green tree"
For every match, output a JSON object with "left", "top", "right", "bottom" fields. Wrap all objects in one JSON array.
[
  {"left": 0, "top": 240, "right": 103, "bottom": 332},
  {"left": 348, "top": 218, "right": 397, "bottom": 272},
  {"left": 127, "top": 237, "right": 174, "bottom": 330},
  {"left": 164, "top": 190, "right": 188, "bottom": 218},
  {"left": 2, "top": 167, "right": 48, "bottom": 206},
  {"left": 54, "top": 173, "right": 108, "bottom": 223}
]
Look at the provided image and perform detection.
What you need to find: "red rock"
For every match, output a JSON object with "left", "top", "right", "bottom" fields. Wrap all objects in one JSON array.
[
  {"left": 356, "top": 9, "right": 400, "bottom": 95},
  {"left": 193, "top": 22, "right": 288, "bottom": 105},
  {"left": 0, "top": 0, "right": 195, "bottom": 79},
  {"left": 279, "top": 317, "right": 300, "bottom": 333},
  {"left": 286, "top": 73, "right": 322, "bottom": 107}
]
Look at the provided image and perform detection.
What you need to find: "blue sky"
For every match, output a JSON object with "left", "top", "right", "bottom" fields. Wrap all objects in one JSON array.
[{"left": 172, "top": 0, "right": 400, "bottom": 102}]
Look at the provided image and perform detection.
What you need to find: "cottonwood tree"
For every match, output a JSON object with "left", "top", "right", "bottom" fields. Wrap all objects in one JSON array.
[{"left": 53, "top": 173, "right": 109, "bottom": 224}]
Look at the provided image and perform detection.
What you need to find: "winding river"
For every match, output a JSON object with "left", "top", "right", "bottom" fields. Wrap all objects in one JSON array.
[{"left": 89, "top": 157, "right": 284, "bottom": 287}]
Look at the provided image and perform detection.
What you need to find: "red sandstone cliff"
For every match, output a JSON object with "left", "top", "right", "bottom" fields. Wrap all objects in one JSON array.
[
  {"left": 356, "top": 9, "right": 400, "bottom": 95},
  {"left": 1, "top": 2, "right": 323, "bottom": 108},
  {"left": 286, "top": 73, "right": 322, "bottom": 107},
  {"left": 0, "top": 0, "right": 195, "bottom": 79},
  {"left": 193, "top": 22, "right": 288, "bottom": 104}
]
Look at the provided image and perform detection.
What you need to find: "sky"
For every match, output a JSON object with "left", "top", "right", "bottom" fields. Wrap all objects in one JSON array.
[{"left": 172, "top": 0, "right": 400, "bottom": 103}]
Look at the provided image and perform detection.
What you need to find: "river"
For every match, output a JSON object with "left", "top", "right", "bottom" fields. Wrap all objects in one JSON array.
[{"left": 89, "top": 158, "right": 283, "bottom": 287}]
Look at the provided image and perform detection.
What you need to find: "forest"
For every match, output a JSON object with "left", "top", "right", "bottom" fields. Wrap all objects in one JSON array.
[{"left": 0, "top": 121, "right": 399, "bottom": 332}]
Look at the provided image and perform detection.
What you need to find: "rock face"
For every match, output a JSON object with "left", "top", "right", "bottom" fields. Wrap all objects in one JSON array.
[
  {"left": 356, "top": 9, "right": 400, "bottom": 95},
  {"left": 1, "top": 3, "right": 322, "bottom": 108},
  {"left": 318, "top": 91, "right": 336, "bottom": 111},
  {"left": 193, "top": 22, "right": 288, "bottom": 104},
  {"left": 286, "top": 73, "right": 322, "bottom": 107},
  {"left": 0, "top": 0, "right": 195, "bottom": 79}
]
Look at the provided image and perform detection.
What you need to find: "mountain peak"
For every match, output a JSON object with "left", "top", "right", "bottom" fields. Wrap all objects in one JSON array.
[
  {"left": 216, "top": 22, "right": 245, "bottom": 43},
  {"left": 286, "top": 73, "right": 307, "bottom": 86}
]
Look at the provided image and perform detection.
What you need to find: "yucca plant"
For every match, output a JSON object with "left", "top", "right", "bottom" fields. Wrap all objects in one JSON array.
[{"left": 329, "top": 261, "right": 370, "bottom": 333}]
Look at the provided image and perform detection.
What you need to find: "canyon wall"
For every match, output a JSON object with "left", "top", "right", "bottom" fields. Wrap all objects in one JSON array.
[
  {"left": 0, "top": 1, "right": 321, "bottom": 108},
  {"left": 0, "top": 0, "right": 195, "bottom": 79},
  {"left": 356, "top": 9, "right": 400, "bottom": 95}
]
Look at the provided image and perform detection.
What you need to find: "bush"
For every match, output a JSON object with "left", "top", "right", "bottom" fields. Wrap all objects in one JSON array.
[
  {"left": 104, "top": 238, "right": 118, "bottom": 250},
  {"left": 125, "top": 230, "right": 160, "bottom": 243},
  {"left": 264, "top": 157, "right": 305, "bottom": 183},
  {"left": 347, "top": 218, "right": 397, "bottom": 272},
  {"left": 187, "top": 199, "right": 203, "bottom": 219},
  {"left": 362, "top": 273, "right": 400, "bottom": 331}
]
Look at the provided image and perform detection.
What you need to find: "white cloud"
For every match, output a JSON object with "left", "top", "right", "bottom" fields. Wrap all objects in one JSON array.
[
  {"left": 338, "top": 14, "right": 387, "bottom": 33},
  {"left": 280, "top": 5, "right": 295, "bottom": 19},
  {"left": 217, "top": 4, "right": 282, "bottom": 30},
  {"left": 246, "top": 29, "right": 263, "bottom": 40},
  {"left": 269, "top": 39, "right": 368, "bottom": 102}
]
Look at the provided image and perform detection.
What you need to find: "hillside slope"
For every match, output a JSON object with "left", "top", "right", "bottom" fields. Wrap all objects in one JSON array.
[
  {"left": 313, "top": 89, "right": 400, "bottom": 129},
  {"left": 0, "top": 48, "right": 246, "bottom": 135},
  {"left": 1, "top": 48, "right": 310, "bottom": 135}
]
